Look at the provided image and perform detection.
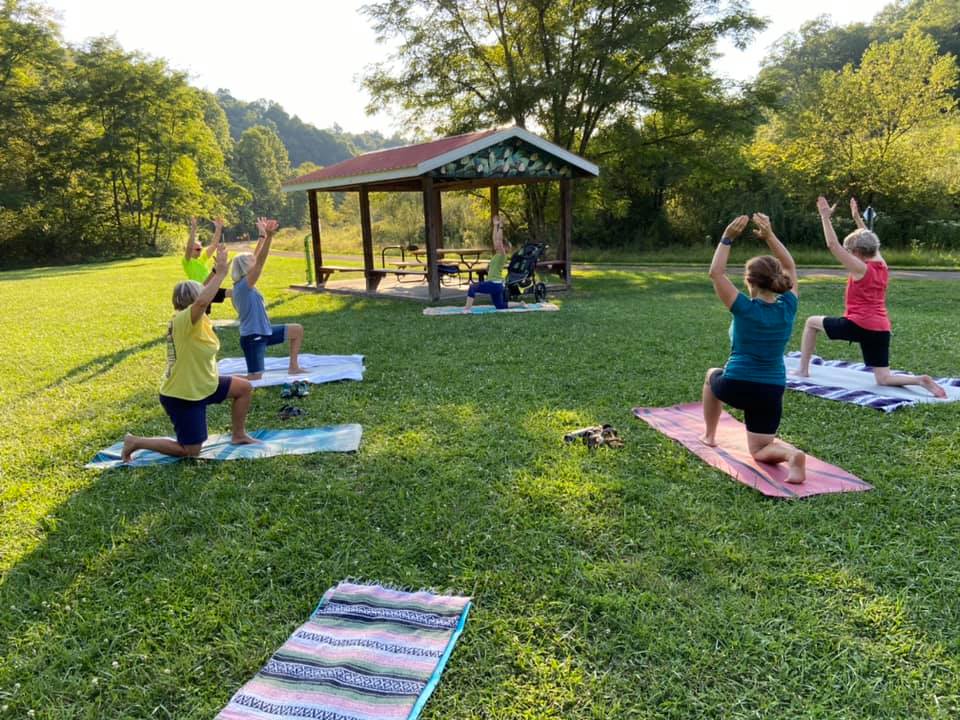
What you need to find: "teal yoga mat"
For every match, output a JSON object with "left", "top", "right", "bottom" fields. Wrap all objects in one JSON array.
[
  {"left": 423, "top": 302, "right": 558, "bottom": 316},
  {"left": 87, "top": 426, "right": 362, "bottom": 470}
]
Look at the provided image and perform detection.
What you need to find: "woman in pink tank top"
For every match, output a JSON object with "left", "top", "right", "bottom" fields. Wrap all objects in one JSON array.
[{"left": 795, "top": 197, "right": 945, "bottom": 398}]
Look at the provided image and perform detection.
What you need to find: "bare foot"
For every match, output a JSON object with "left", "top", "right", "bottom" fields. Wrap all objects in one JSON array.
[
  {"left": 790, "top": 369, "right": 810, "bottom": 378},
  {"left": 699, "top": 434, "right": 717, "bottom": 447},
  {"left": 920, "top": 375, "right": 947, "bottom": 399},
  {"left": 288, "top": 365, "right": 309, "bottom": 375},
  {"left": 231, "top": 433, "right": 260, "bottom": 445},
  {"left": 121, "top": 433, "right": 137, "bottom": 463},
  {"left": 787, "top": 451, "right": 806, "bottom": 484},
  {"left": 246, "top": 372, "right": 263, "bottom": 381}
]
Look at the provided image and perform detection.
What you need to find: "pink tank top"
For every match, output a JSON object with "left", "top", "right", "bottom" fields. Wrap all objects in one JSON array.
[{"left": 844, "top": 261, "right": 891, "bottom": 331}]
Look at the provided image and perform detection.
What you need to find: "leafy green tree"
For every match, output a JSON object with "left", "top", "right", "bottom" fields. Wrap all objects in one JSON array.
[
  {"left": 362, "top": 0, "right": 763, "bottom": 237},
  {"left": 70, "top": 38, "right": 241, "bottom": 250},
  {"left": 232, "top": 124, "right": 294, "bottom": 228}
]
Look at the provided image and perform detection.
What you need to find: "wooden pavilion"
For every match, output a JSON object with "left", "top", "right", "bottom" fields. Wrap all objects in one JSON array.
[{"left": 281, "top": 126, "right": 599, "bottom": 301}]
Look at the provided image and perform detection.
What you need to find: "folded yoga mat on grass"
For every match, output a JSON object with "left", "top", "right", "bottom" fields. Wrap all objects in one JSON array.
[
  {"left": 216, "top": 581, "right": 472, "bottom": 720},
  {"left": 783, "top": 352, "right": 960, "bottom": 412},
  {"left": 423, "top": 302, "right": 559, "bottom": 316},
  {"left": 218, "top": 353, "right": 365, "bottom": 388},
  {"left": 87, "top": 426, "right": 362, "bottom": 470},
  {"left": 633, "top": 403, "right": 871, "bottom": 499}
]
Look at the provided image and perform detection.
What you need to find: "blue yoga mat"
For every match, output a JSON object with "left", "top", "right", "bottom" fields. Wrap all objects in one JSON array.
[{"left": 87, "top": 426, "right": 363, "bottom": 470}]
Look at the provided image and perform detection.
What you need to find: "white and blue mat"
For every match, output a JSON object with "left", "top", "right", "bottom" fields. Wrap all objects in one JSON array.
[
  {"left": 423, "top": 302, "right": 558, "bottom": 316},
  {"left": 217, "top": 353, "right": 365, "bottom": 388},
  {"left": 783, "top": 352, "right": 960, "bottom": 412},
  {"left": 87, "top": 426, "right": 363, "bottom": 470}
]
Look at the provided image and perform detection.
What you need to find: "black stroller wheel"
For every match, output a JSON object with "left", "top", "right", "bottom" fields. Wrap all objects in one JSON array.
[{"left": 534, "top": 282, "right": 547, "bottom": 303}]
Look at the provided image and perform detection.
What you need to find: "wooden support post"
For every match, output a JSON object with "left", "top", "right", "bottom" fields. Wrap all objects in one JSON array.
[
  {"left": 308, "top": 190, "right": 323, "bottom": 285},
  {"left": 559, "top": 178, "right": 573, "bottom": 286},
  {"left": 359, "top": 186, "right": 377, "bottom": 292},
  {"left": 490, "top": 186, "right": 500, "bottom": 229},
  {"left": 422, "top": 177, "right": 442, "bottom": 300}
]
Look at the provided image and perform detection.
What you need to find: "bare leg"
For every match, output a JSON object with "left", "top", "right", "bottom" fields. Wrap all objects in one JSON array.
[
  {"left": 795, "top": 316, "right": 825, "bottom": 377},
  {"left": 873, "top": 367, "right": 947, "bottom": 398},
  {"left": 700, "top": 368, "right": 723, "bottom": 446},
  {"left": 226, "top": 377, "right": 258, "bottom": 444},
  {"left": 287, "top": 324, "right": 307, "bottom": 373},
  {"left": 747, "top": 432, "right": 806, "bottom": 483},
  {"left": 121, "top": 434, "right": 201, "bottom": 463},
  {"left": 463, "top": 292, "right": 476, "bottom": 312}
]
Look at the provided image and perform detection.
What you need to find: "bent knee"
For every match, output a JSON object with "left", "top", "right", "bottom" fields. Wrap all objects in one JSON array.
[
  {"left": 805, "top": 316, "right": 825, "bottom": 330},
  {"left": 704, "top": 367, "right": 721, "bottom": 384}
]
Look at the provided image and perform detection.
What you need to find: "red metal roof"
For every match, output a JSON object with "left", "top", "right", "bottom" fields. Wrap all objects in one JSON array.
[{"left": 284, "top": 129, "right": 499, "bottom": 187}]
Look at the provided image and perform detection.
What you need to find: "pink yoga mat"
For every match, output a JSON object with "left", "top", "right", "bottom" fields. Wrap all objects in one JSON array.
[{"left": 632, "top": 403, "right": 872, "bottom": 499}]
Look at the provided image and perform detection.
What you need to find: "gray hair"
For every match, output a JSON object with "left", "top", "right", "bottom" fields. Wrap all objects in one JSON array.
[
  {"left": 172, "top": 280, "right": 202, "bottom": 311},
  {"left": 843, "top": 228, "right": 880, "bottom": 257},
  {"left": 231, "top": 252, "right": 254, "bottom": 283}
]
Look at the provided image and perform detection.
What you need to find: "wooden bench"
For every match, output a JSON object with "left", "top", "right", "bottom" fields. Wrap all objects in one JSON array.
[
  {"left": 315, "top": 265, "right": 366, "bottom": 284},
  {"left": 367, "top": 267, "right": 428, "bottom": 290}
]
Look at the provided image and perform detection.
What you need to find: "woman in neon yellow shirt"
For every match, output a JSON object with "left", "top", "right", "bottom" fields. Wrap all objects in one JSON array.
[
  {"left": 463, "top": 215, "right": 511, "bottom": 311},
  {"left": 122, "top": 245, "right": 256, "bottom": 462}
]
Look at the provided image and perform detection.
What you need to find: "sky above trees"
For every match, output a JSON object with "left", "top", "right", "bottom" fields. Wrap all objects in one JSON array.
[{"left": 45, "top": 0, "right": 893, "bottom": 135}]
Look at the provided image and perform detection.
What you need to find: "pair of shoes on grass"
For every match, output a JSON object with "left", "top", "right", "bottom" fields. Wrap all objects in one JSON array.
[
  {"left": 279, "top": 404, "right": 307, "bottom": 420},
  {"left": 280, "top": 380, "right": 310, "bottom": 399},
  {"left": 563, "top": 424, "right": 624, "bottom": 449}
]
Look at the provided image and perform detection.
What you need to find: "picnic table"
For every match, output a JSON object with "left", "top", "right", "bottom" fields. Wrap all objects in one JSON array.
[{"left": 412, "top": 247, "right": 491, "bottom": 283}]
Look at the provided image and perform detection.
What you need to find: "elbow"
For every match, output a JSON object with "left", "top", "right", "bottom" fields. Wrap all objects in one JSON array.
[{"left": 708, "top": 267, "right": 725, "bottom": 280}]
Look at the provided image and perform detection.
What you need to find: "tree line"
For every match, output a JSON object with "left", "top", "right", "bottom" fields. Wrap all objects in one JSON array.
[{"left": 1, "top": 0, "right": 958, "bottom": 268}]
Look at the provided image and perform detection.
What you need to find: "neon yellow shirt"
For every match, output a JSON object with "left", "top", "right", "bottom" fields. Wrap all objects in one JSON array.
[
  {"left": 159, "top": 308, "right": 220, "bottom": 400},
  {"left": 182, "top": 255, "right": 211, "bottom": 283},
  {"left": 486, "top": 253, "right": 506, "bottom": 282}
]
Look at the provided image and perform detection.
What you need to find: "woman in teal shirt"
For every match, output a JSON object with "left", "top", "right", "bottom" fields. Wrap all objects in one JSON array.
[{"left": 701, "top": 213, "right": 806, "bottom": 484}]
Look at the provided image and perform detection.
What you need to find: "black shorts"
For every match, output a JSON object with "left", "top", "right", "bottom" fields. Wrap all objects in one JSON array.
[
  {"left": 709, "top": 369, "right": 785, "bottom": 435},
  {"left": 823, "top": 317, "right": 890, "bottom": 368},
  {"left": 204, "top": 287, "right": 228, "bottom": 315}
]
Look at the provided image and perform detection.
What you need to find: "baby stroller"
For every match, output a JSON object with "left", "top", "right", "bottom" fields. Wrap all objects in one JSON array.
[{"left": 505, "top": 242, "right": 548, "bottom": 303}]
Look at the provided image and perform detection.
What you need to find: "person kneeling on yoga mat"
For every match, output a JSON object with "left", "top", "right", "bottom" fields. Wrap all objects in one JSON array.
[
  {"left": 122, "top": 245, "right": 256, "bottom": 462},
  {"left": 701, "top": 213, "right": 806, "bottom": 484},
  {"left": 463, "top": 215, "right": 512, "bottom": 311},
  {"left": 231, "top": 217, "right": 306, "bottom": 380},
  {"left": 794, "top": 196, "right": 945, "bottom": 398}
]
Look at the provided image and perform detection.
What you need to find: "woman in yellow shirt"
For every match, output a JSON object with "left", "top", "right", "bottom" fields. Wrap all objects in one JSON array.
[{"left": 122, "top": 245, "right": 256, "bottom": 462}]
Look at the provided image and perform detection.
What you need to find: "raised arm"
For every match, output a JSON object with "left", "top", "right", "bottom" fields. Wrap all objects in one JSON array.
[
  {"left": 818, "top": 196, "right": 866, "bottom": 279},
  {"left": 204, "top": 217, "right": 224, "bottom": 258},
  {"left": 191, "top": 245, "right": 229, "bottom": 324},
  {"left": 850, "top": 198, "right": 866, "bottom": 230},
  {"left": 252, "top": 217, "right": 268, "bottom": 258},
  {"left": 751, "top": 213, "right": 798, "bottom": 297},
  {"left": 183, "top": 216, "right": 197, "bottom": 261},
  {"left": 246, "top": 218, "right": 278, "bottom": 288},
  {"left": 708, "top": 215, "right": 748, "bottom": 309}
]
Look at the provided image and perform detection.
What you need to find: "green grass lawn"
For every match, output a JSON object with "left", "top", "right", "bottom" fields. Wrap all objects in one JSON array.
[{"left": 2, "top": 258, "right": 959, "bottom": 718}]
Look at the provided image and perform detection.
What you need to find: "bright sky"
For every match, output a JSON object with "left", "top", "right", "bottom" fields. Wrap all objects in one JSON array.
[{"left": 45, "top": 0, "right": 894, "bottom": 136}]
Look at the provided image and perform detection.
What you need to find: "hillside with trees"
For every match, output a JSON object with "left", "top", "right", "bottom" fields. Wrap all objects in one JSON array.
[{"left": 1, "top": 0, "right": 957, "bottom": 268}]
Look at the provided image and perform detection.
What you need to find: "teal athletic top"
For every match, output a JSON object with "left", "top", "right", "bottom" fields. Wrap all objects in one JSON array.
[
  {"left": 723, "top": 291, "right": 798, "bottom": 386},
  {"left": 486, "top": 253, "right": 506, "bottom": 283}
]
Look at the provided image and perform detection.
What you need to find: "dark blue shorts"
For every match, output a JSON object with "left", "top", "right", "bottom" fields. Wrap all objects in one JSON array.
[
  {"left": 823, "top": 316, "right": 890, "bottom": 368},
  {"left": 239, "top": 325, "right": 287, "bottom": 373},
  {"left": 467, "top": 281, "right": 507, "bottom": 309},
  {"left": 159, "top": 376, "right": 232, "bottom": 447},
  {"left": 709, "top": 369, "right": 785, "bottom": 435}
]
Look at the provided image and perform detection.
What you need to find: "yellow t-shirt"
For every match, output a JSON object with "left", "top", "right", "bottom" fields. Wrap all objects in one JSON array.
[{"left": 159, "top": 307, "right": 220, "bottom": 400}]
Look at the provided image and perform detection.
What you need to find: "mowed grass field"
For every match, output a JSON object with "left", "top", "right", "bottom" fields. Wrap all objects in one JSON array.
[{"left": 1, "top": 257, "right": 959, "bottom": 719}]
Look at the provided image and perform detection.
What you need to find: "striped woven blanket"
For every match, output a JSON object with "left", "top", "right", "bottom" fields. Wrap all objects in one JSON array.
[
  {"left": 784, "top": 352, "right": 960, "bottom": 412},
  {"left": 217, "top": 582, "right": 472, "bottom": 720}
]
